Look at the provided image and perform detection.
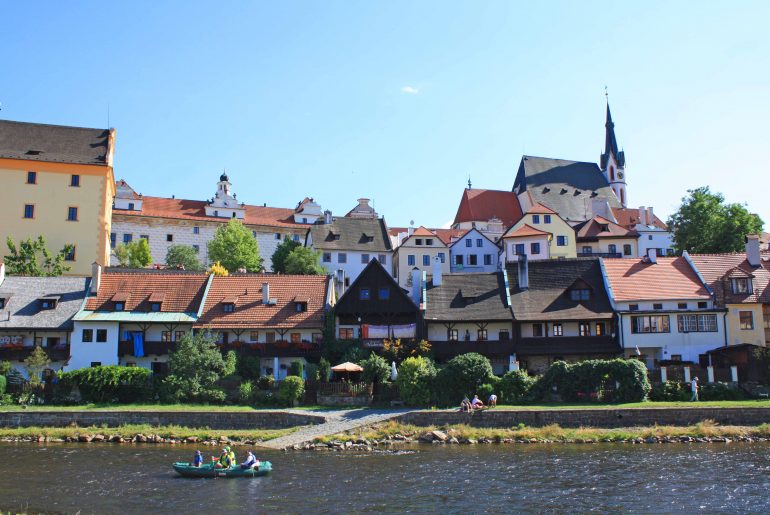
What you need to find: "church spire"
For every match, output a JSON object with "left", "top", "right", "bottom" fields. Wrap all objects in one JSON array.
[{"left": 601, "top": 102, "right": 625, "bottom": 169}]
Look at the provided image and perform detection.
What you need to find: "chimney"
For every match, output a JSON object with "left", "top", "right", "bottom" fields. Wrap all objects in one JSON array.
[
  {"left": 746, "top": 234, "right": 761, "bottom": 267},
  {"left": 646, "top": 207, "right": 654, "bottom": 226},
  {"left": 432, "top": 256, "right": 443, "bottom": 286},
  {"left": 0, "top": 262, "right": 5, "bottom": 286},
  {"left": 517, "top": 254, "right": 529, "bottom": 290},
  {"left": 646, "top": 248, "right": 657, "bottom": 264},
  {"left": 638, "top": 206, "right": 647, "bottom": 226},
  {"left": 408, "top": 224, "right": 414, "bottom": 237},
  {"left": 357, "top": 198, "right": 370, "bottom": 208},
  {"left": 262, "top": 282, "right": 270, "bottom": 304},
  {"left": 410, "top": 267, "right": 421, "bottom": 304},
  {"left": 324, "top": 210, "right": 332, "bottom": 224},
  {"left": 90, "top": 262, "right": 102, "bottom": 294}
]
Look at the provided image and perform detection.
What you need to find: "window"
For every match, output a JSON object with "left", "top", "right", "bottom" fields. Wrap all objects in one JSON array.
[
  {"left": 552, "top": 323, "right": 563, "bottom": 336},
  {"left": 64, "top": 206, "right": 79, "bottom": 221},
  {"left": 678, "top": 314, "right": 718, "bottom": 332},
  {"left": 437, "top": 252, "right": 446, "bottom": 263},
  {"left": 653, "top": 303, "right": 663, "bottom": 310},
  {"left": 192, "top": 245, "right": 200, "bottom": 253},
  {"left": 531, "top": 243, "right": 541, "bottom": 254},
  {"left": 0, "top": 298, "right": 4, "bottom": 309},
  {"left": 223, "top": 303, "right": 235, "bottom": 313},
  {"left": 608, "top": 244, "right": 617, "bottom": 255},
  {"left": 484, "top": 254, "right": 493, "bottom": 265},
  {"left": 423, "top": 255, "right": 430, "bottom": 266},
  {"left": 361, "top": 253, "right": 370, "bottom": 264},
  {"left": 582, "top": 246, "right": 593, "bottom": 255},
  {"left": 110, "top": 233, "right": 116, "bottom": 248},
  {"left": 595, "top": 323, "right": 605, "bottom": 336},
  {"left": 339, "top": 328, "right": 354, "bottom": 340},
  {"left": 293, "top": 235, "right": 300, "bottom": 242},
  {"left": 532, "top": 323, "right": 544, "bottom": 337},
  {"left": 360, "top": 288, "right": 370, "bottom": 300},
  {"left": 378, "top": 287, "right": 390, "bottom": 300},
  {"left": 623, "top": 244, "right": 632, "bottom": 256},
  {"left": 648, "top": 235, "right": 653, "bottom": 241},
  {"left": 96, "top": 329, "right": 107, "bottom": 342},
  {"left": 415, "top": 238, "right": 423, "bottom": 246},
  {"left": 476, "top": 239, "right": 483, "bottom": 247},
  {"left": 631, "top": 315, "right": 671, "bottom": 333},
  {"left": 291, "top": 333, "right": 301, "bottom": 344},
  {"left": 407, "top": 255, "right": 415, "bottom": 266},
  {"left": 468, "top": 254, "right": 478, "bottom": 266},
  {"left": 570, "top": 289, "right": 590, "bottom": 301},
  {"left": 162, "top": 331, "right": 172, "bottom": 342},
  {"left": 295, "top": 302, "right": 307, "bottom": 312},
  {"left": 557, "top": 235, "right": 568, "bottom": 246},
  {"left": 70, "top": 175, "right": 80, "bottom": 187},
  {"left": 499, "top": 330, "right": 510, "bottom": 340},
  {"left": 265, "top": 332, "right": 276, "bottom": 343},
  {"left": 731, "top": 278, "right": 752, "bottom": 294},
  {"left": 274, "top": 233, "right": 281, "bottom": 240},
  {"left": 27, "top": 171, "right": 37, "bottom": 184},
  {"left": 455, "top": 254, "right": 465, "bottom": 267},
  {"left": 123, "top": 234, "right": 133, "bottom": 243},
  {"left": 579, "top": 322, "right": 591, "bottom": 337},
  {"left": 140, "top": 235, "right": 149, "bottom": 241},
  {"left": 150, "top": 302, "right": 161, "bottom": 312},
  {"left": 697, "top": 301, "right": 708, "bottom": 309},
  {"left": 114, "top": 301, "right": 125, "bottom": 311},
  {"left": 175, "top": 331, "right": 185, "bottom": 341},
  {"left": 40, "top": 298, "right": 56, "bottom": 310},
  {"left": 338, "top": 253, "right": 347, "bottom": 263},
  {"left": 322, "top": 252, "right": 331, "bottom": 263},
  {"left": 515, "top": 244, "right": 525, "bottom": 255},
  {"left": 670, "top": 355, "right": 682, "bottom": 362},
  {"left": 678, "top": 303, "right": 688, "bottom": 310},
  {"left": 128, "top": 202, "right": 135, "bottom": 210},
  {"left": 90, "top": 362, "right": 102, "bottom": 367},
  {"left": 425, "top": 239, "right": 434, "bottom": 246},
  {"left": 82, "top": 329, "right": 93, "bottom": 342},
  {"left": 250, "top": 332, "right": 259, "bottom": 342},
  {"left": 193, "top": 226, "right": 200, "bottom": 234},
  {"left": 252, "top": 231, "right": 257, "bottom": 238},
  {"left": 63, "top": 246, "right": 75, "bottom": 261},
  {"left": 166, "top": 234, "right": 173, "bottom": 242},
  {"left": 739, "top": 311, "right": 754, "bottom": 330},
  {"left": 23, "top": 204, "right": 34, "bottom": 219},
  {"left": 629, "top": 304, "right": 639, "bottom": 311},
  {"left": 378, "top": 254, "right": 387, "bottom": 265},
  {"left": 532, "top": 215, "right": 540, "bottom": 224},
  {"left": 477, "top": 329, "right": 488, "bottom": 341},
  {"left": 466, "top": 239, "right": 473, "bottom": 248},
  {"left": 544, "top": 215, "right": 552, "bottom": 224},
  {"left": 448, "top": 329, "right": 459, "bottom": 341}
]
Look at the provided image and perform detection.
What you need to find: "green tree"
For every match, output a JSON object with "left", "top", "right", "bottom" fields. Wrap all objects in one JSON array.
[
  {"left": 114, "top": 239, "right": 153, "bottom": 268},
  {"left": 24, "top": 346, "right": 51, "bottom": 386},
  {"left": 434, "top": 353, "right": 494, "bottom": 406},
  {"left": 360, "top": 353, "right": 390, "bottom": 384},
  {"left": 396, "top": 356, "right": 436, "bottom": 406},
  {"left": 163, "top": 332, "right": 228, "bottom": 403},
  {"left": 271, "top": 238, "right": 301, "bottom": 273},
  {"left": 113, "top": 243, "right": 130, "bottom": 267},
  {"left": 284, "top": 246, "right": 325, "bottom": 275},
  {"left": 667, "top": 187, "right": 764, "bottom": 254},
  {"left": 165, "top": 245, "right": 203, "bottom": 271},
  {"left": 317, "top": 358, "right": 331, "bottom": 382},
  {"left": 4, "top": 236, "right": 73, "bottom": 276},
  {"left": 207, "top": 219, "right": 263, "bottom": 272}
]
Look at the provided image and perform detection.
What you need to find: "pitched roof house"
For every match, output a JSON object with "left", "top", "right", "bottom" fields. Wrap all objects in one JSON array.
[{"left": 573, "top": 215, "right": 639, "bottom": 258}]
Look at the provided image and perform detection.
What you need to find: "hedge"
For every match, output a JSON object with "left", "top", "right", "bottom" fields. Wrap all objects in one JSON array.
[
  {"left": 57, "top": 366, "right": 152, "bottom": 403},
  {"left": 531, "top": 359, "right": 651, "bottom": 403}
]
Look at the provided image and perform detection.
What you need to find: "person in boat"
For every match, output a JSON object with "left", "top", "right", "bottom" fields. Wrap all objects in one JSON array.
[
  {"left": 240, "top": 451, "right": 260, "bottom": 469},
  {"left": 471, "top": 395, "right": 485, "bottom": 409},
  {"left": 216, "top": 447, "right": 235, "bottom": 469},
  {"left": 193, "top": 450, "right": 203, "bottom": 467},
  {"left": 460, "top": 396, "right": 472, "bottom": 412}
]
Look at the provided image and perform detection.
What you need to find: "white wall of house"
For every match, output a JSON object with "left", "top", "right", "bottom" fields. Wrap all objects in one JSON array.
[
  {"left": 67, "top": 321, "right": 120, "bottom": 370},
  {"left": 260, "top": 357, "right": 309, "bottom": 380},
  {"left": 449, "top": 231, "right": 500, "bottom": 273},
  {"left": 394, "top": 245, "right": 450, "bottom": 287},
  {"left": 117, "top": 324, "right": 193, "bottom": 342},
  {"left": 578, "top": 238, "right": 638, "bottom": 257},
  {"left": 636, "top": 229, "right": 674, "bottom": 257},
  {"left": 426, "top": 322, "right": 513, "bottom": 341},
  {"left": 502, "top": 236, "right": 550, "bottom": 263},
  {"left": 212, "top": 328, "right": 321, "bottom": 343}
]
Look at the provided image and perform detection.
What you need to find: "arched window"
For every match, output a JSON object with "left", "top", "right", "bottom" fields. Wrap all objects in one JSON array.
[{"left": 609, "top": 166, "right": 615, "bottom": 181}]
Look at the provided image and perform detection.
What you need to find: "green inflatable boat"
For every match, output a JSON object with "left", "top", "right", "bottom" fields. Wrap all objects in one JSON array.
[{"left": 172, "top": 461, "right": 273, "bottom": 478}]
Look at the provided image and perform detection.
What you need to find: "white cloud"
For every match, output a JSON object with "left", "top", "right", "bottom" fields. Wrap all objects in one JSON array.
[{"left": 401, "top": 86, "right": 419, "bottom": 94}]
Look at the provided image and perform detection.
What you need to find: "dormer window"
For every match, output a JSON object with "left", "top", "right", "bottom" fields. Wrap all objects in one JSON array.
[
  {"left": 599, "top": 224, "right": 610, "bottom": 232},
  {"left": 39, "top": 296, "right": 59, "bottom": 310},
  {"left": 223, "top": 303, "right": 235, "bottom": 313},
  {"left": 114, "top": 302, "right": 125, "bottom": 311},
  {"left": 359, "top": 288, "right": 371, "bottom": 300},
  {"left": 150, "top": 302, "right": 162, "bottom": 312},
  {"left": 415, "top": 238, "right": 423, "bottom": 245},
  {"left": 0, "top": 296, "right": 8, "bottom": 309},
  {"left": 570, "top": 289, "right": 590, "bottom": 301},
  {"left": 294, "top": 301, "right": 308, "bottom": 313},
  {"left": 426, "top": 238, "right": 434, "bottom": 246},
  {"left": 731, "top": 278, "right": 752, "bottom": 294}
]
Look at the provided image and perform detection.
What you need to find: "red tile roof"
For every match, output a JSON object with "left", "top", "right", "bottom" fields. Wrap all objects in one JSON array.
[
  {"left": 688, "top": 253, "right": 770, "bottom": 304},
  {"left": 114, "top": 196, "right": 305, "bottom": 229},
  {"left": 388, "top": 227, "right": 465, "bottom": 246},
  {"left": 602, "top": 257, "right": 710, "bottom": 301},
  {"left": 612, "top": 207, "right": 668, "bottom": 230},
  {"left": 453, "top": 188, "right": 523, "bottom": 228},
  {"left": 502, "top": 224, "right": 551, "bottom": 239},
  {"left": 85, "top": 271, "right": 209, "bottom": 312},
  {"left": 115, "top": 180, "right": 142, "bottom": 199},
  {"left": 526, "top": 202, "right": 557, "bottom": 215},
  {"left": 196, "top": 275, "right": 330, "bottom": 329},
  {"left": 574, "top": 216, "right": 638, "bottom": 241}
]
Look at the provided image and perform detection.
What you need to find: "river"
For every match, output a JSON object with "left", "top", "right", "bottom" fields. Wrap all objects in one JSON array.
[{"left": 1, "top": 442, "right": 769, "bottom": 513}]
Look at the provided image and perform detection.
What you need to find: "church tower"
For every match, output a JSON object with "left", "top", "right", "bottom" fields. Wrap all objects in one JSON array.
[
  {"left": 205, "top": 171, "right": 245, "bottom": 219},
  {"left": 600, "top": 103, "right": 627, "bottom": 207}
]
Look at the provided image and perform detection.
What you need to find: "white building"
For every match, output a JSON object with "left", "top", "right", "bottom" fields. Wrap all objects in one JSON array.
[{"left": 449, "top": 228, "right": 501, "bottom": 273}]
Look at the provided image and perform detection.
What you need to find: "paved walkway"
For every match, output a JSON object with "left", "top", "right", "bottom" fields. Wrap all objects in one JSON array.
[{"left": 260, "top": 408, "right": 413, "bottom": 449}]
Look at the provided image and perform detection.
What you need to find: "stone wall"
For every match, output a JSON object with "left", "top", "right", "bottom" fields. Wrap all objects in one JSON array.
[
  {"left": 317, "top": 395, "right": 372, "bottom": 407},
  {"left": 0, "top": 411, "right": 325, "bottom": 430},
  {"left": 398, "top": 408, "right": 770, "bottom": 428}
]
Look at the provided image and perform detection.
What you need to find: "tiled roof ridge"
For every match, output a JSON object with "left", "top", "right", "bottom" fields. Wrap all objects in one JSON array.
[
  {"left": 0, "top": 118, "right": 107, "bottom": 132},
  {"left": 522, "top": 154, "right": 596, "bottom": 166},
  {"left": 103, "top": 268, "right": 208, "bottom": 276},
  {"left": 131, "top": 194, "right": 294, "bottom": 213}
]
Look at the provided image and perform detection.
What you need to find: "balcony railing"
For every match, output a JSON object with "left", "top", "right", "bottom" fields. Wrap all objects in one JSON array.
[
  {"left": 0, "top": 345, "right": 70, "bottom": 361},
  {"left": 516, "top": 336, "right": 620, "bottom": 355},
  {"left": 219, "top": 341, "right": 322, "bottom": 358},
  {"left": 118, "top": 340, "right": 178, "bottom": 357},
  {"left": 431, "top": 340, "right": 518, "bottom": 359}
]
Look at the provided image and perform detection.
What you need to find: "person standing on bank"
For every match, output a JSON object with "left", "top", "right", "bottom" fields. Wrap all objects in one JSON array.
[{"left": 691, "top": 376, "right": 699, "bottom": 402}]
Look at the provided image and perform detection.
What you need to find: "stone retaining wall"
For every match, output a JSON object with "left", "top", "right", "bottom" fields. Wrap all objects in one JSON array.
[
  {"left": 398, "top": 408, "right": 770, "bottom": 428},
  {"left": 0, "top": 411, "right": 325, "bottom": 430}
]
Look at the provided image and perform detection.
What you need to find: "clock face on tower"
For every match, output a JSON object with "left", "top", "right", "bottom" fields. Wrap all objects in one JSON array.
[{"left": 617, "top": 171, "right": 624, "bottom": 180}]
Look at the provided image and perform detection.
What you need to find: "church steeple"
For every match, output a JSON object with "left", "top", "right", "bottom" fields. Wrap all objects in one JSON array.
[{"left": 600, "top": 101, "right": 627, "bottom": 207}]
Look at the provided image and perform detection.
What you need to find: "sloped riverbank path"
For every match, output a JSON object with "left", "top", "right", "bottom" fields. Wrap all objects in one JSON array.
[{"left": 259, "top": 408, "right": 413, "bottom": 449}]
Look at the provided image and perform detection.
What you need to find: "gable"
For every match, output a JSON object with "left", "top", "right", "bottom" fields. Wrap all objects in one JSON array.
[{"left": 335, "top": 259, "right": 418, "bottom": 316}]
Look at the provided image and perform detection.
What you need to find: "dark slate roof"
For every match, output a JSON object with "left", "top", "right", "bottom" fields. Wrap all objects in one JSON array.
[
  {"left": 512, "top": 155, "right": 620, "bottom": 222},
  {"left": 506, "top": 258, "right": 614, "bottom": 321},
  {"left": 308, "top": 217, "right": 392, "bottom": 252},
  {"left": 0, "top": 119, "right": 111, "bottom": 165},
  {"left": 600, "top": 104, "right": 625, "bottom": 169},
  {"left": 425, "top": 272, "right": 511, "bottom": 322},
  {"left": 0, "top": 277, "right": 90, "bottom": 329}
]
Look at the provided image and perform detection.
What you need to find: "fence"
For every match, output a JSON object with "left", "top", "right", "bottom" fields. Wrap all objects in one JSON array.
[{"left": 317, "top": 382, "right": 373, "bottom": 397}]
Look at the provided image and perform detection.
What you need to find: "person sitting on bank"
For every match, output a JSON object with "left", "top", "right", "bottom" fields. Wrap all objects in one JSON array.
[
  {"left": 460, "top": 396, "right": 472, "bottom": 412},
  {"left": 471, "top": 395, "right": 485, "bottom": 409},
  {"left": 193, "top": 450, "right": 203, "bottom": 467},
  {"left": 691, "top": 376, "right": 699, "bottom": 402},
  {"left": 241, "top": 451, "right": 259, "bottom": 469},
  {"left": 488, "top": 393, "right": 498, "bottom": 408}
]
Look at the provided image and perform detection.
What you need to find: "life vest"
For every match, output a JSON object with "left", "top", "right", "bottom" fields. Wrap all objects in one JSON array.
[
  {"left": 229, "top": 451, "right": 237, "bottom": 466},
  {"left": 219, "top": 453, "right": 231, "bottom": 467}
]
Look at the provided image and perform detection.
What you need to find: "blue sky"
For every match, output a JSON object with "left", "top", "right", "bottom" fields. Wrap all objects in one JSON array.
[{"left": 2, "top": 1, "right": 769, "bottom": 228}]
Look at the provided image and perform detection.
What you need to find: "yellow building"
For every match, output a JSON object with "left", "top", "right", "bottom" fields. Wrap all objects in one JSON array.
[
  {"left": 501, "top": 203, "right": 576, "bottom": 262},
  {"left": 0, "top": 120, "right": 116, "bottom": 275}
]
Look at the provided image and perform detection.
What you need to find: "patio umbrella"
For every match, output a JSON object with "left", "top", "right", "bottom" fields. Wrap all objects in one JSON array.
[
  {"left": 391, "top": 361, "right": 398, "bottom": 381},
  {"left": 331, "top": 361, "right": 364, "bottom": 381}
]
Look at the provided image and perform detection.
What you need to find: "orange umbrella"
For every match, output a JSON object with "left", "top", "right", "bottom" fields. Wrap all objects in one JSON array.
[{"left": 331, "top": 362, "right": 364, "bottom": 373}]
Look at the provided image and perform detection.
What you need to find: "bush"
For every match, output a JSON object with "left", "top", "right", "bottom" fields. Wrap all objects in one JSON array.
[
  {"left": 0, "top": 361, "right": 11, "bottom": 376},
  {"left": 163, "top": 332, "right": 228, "bottom": 403},
  {"left": 239, "top": 380, "right": 255, "bottom": 404},
  {"left": 317, "top": 358, "right": 331, "bottom": 382},
  {"left": 237, "top": 355, "right": 261, "bottom": 380},
  {"left": 257, "top": 375, "right": 275, "bottom": 390},
  {"left": 700, "top": 382, "right": 745, "bottom": 401},
  {"left": 500, "top": 370, "right": 535, "bottom": 404},
  {"left": 0, "top": 375, "right": 5, "bottom": 396},
  {"left": 477, "top": 383, "right": 495, "bottom": 400},
  {"left": 649, "top": 381, "right": 690, "bottom": 401},
  {"left": 360, "top": 353, "right": 390, "bottom": 384},
  {"left": 433, "top": 353, "right": 494, "bottom": 407},
  {"left": 278, "top": 376, "right": 305, "bottom": 406},
  {"left": 531, "top": 359, "right": 651, "bottom": 404},
  {"left": 396, "top": 356, "right": 436, "bottom": 406},
  {"left": 289, "top": 361, "right": 304, "bottom": 378},
  {"left": 57, "top": 366, "right": 152, "bottom": 403}
]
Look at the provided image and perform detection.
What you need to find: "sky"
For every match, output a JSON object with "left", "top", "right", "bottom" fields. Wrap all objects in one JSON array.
[{"left": 2, "top": 1, "right": 769, "bottom": 229}]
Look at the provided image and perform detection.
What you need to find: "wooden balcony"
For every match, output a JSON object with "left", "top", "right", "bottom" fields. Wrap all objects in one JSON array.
[
  {"left": 515, "top": 336, "right": 620, "bottom": 356},
  {"left": 219, "top": 341, "right": 322, "bottom": 358},
  {"left": 118, "top": 340, "right": 178, "bottom": 357},
  {"left": 431, "top": 340, "right": 518, "bottom": 359},
  {"left": 0, "top": 345, "right": 70, "bottom": 361}
]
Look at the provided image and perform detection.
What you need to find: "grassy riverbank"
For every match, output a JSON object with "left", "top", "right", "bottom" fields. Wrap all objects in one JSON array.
[
  {"left": 0, "top": 424, "right": 297, "bottom": 442},
  {"left": 0, "top": 403, "right": 337, "bottom": 412},
  {"left": 318, "top": 419, "right": 770, "bottom": 444}
]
